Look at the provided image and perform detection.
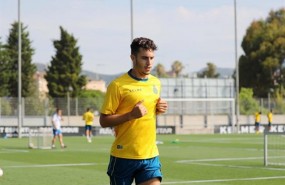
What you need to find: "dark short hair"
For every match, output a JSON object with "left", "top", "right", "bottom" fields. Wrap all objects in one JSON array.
[
  {"left": 130, "top": 37, "right": 157, "bottom": 56},
  {"left": 56, "top": 108, "right": 62, "bottom": 113}
]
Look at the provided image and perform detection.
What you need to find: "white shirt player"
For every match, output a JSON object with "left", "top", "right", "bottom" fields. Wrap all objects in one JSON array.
[{"left": 52, "top": 113, "right": 62, "bottom": 130}]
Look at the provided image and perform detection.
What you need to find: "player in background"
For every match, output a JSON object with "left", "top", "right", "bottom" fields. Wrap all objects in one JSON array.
[
  {"left": 82, "top": 108, "right": 94, "bottom": 143},
  {"left": 100, "top": 37, "right": 168, "bottom": 185},
  {"left": 267, "top": 109, "right": 273, "bottom": 131},
  {"left": 254, "top": 111, "right": 261, "bottom": 134},
  {"left": 51, "top": 108, "right": 66, "bottom": 148}
]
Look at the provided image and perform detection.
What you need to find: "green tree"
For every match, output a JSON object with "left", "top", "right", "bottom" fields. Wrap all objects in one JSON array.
[
  {"left": 171, "top": 60, "right": 183, "bottom": 77},
  {"left": 0, "top": 38, "right": 10, "bottom": 96},
  {"left": 5, "top": 22, "right": 36, "bottom": 97},
  {"left": 45, "top": 26, "right": 87, "bottom": 99},
  {"left": 197, "top": 62, "right": 220, "bottom": 78},
  {"left": 274, "top": 90, "right": 285, "bottom": 113},
  {"left": 0, "top": 98, "right": 13, "bottom": 115},
  {"left": 239, "top": 8, "right": 285, "bottom": 97},
  {"left": 239, "top": 88, "right": 259, "bottom": 115},
  {"left": 78, "top": 90, "right": 105, "bottom": 114}
]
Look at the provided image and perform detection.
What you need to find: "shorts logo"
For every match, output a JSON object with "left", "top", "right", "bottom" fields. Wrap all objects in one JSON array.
[{"left": 117, "top": 145, "right": 123, "bottom": 149}]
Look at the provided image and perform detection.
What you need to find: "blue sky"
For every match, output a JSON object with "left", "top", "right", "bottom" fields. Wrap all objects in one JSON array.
[{"left": 1, "top": 0, "right": 285, "bottom": 75}]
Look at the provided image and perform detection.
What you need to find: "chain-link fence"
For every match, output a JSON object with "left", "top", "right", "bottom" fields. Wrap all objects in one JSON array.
[
  {"left": 0, "top": 96, "right": 282, "bottom": 128},
  {"left": 0, "top": 97, "right": 103, "bottom": 127},
  {"left": 0, "top": 97, "right": 102, "bottom": 117},
  {"left": 0, "top": 96, "right": 280, "bottom": 117}
]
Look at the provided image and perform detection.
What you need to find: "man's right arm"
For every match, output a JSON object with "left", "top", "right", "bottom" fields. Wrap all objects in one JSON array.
[
  {"left": 99, "top": 113, "right": 132, "bottom": 128},
  {"left": 99, "top": 100, "right": 146, "bottom": 128}
]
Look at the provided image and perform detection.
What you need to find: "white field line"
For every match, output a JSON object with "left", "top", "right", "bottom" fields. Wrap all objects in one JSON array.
[
  {"left": 176, "top": 156, "right": 263, "bottom": 163},
  {"left": 177, "top": 156, "right": 285, "bottom": 164},
  {"left": 190, "top": 162, "right": 285, "bottom": 171},
  {"left": 0, "top": 148, "right": 29, "bottom": 153},
  {"left": 0, "top": 148, "right": 108, "bottom": 153},
  {"left": 176, "top": 157, "right": 285, "bottom": 172},
  {"left": 182, "top": 137, "right": 263, "bottom": 143},
  {"left": 183, "top": 137, "right": 261, "bottom": 142},
  {"left": 4, "top": 163, "right": 107, "bottom": 168},
  {"left": 3, "top": 160, "right": 285, "bottom": 185},
  {"left": 161, "top": 176, "right": 285, "bottom": 184}
]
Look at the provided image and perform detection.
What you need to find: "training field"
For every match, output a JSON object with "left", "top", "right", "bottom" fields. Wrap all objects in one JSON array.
[{"left": 1, "top": 134, "right": 285, "bottom": 185}]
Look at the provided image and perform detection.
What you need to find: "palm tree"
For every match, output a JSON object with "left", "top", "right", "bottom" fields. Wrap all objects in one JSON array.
[{"left": 171, "top": 60, "right": 184, "bottom": 77}]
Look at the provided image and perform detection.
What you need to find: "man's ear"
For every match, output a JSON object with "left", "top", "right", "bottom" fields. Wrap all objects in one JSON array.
[
  {"left": 130, "top": 54, "right": 135, "bottom": 62},
  {"left": 130, "top": 55, "right": 136, "bottom": 67}
]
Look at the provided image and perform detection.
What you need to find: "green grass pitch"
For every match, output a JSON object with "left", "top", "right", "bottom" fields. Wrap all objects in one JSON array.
[{"left": 0, "top": 134, "right": 285, "bottom": 185}]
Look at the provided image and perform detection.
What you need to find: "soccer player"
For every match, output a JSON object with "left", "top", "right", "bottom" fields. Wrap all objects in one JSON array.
[
  {"left": 254, "top": 111, "right": 261, "bottom": 134},
  {"left": 267, "top": 109, "right": 273, "bottom": 131},
  {"left": 100, "top": 37, "right": 168, "bottom": 185},
  {"left": 51, "top": 108, "right": 66, "bottom": 148},
  {"left": 82, "top": 107, "right": 94, "bottom": 143}
]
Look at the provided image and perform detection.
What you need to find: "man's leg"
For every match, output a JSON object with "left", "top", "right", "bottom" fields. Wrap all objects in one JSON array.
[
  {"left": 85, "top": 129, "right": 89, "bottom": 140},
  {"left": 138, "top": 178, "right": 160, "bottom": 185},
  {"left": 51, "top": 136, "right": 56, "bottom": 148},
  {"left": 59, "top": 134, "right": 66, "bottom": 148},
  {"left": 86, "top": 126, "right": 92, "bottom": 142},
  {"left": 135, "top": 157, "right": 162, "bottom": 185}
]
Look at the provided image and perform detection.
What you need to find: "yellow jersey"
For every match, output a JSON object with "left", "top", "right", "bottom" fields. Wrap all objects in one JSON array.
[
  {"left": 83, "top": 111, "right": 94, "bottom": 126},
  {"left": 255, "top": 112, "right": 261, "bottom": 122},
  {"left": 100, "top": 71, "right": 161, "bottom": 159},
  {"left": 267, "top": 112, "right": 272, "bottom": 123}
]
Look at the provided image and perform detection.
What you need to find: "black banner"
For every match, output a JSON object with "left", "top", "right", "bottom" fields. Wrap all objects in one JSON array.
[
  {"left": 0, "top": 125, "right": 175, "bottom": 138},
  {"left": 214, "top": 124, "right": 285, "bottom": 134}
]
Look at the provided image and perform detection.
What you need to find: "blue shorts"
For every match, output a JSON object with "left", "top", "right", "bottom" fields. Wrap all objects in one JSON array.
[
  {"left": 53, "top": 129, "right": 62, "bottom": 136},
  {"left": 107, "top": 156, "right": 162, "bottom": 185},
  {"left": 85, "top": 125, "right": 92, "bottom": 131}
]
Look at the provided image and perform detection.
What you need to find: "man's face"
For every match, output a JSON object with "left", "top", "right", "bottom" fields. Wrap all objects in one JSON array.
[{"left": 131, "top": 48, "right": 155, "bottom": 78}]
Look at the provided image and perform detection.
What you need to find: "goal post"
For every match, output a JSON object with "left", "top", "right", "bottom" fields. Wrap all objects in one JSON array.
[
  {"left": 28, "top": 127, "right": 53, "bottom": 149},
  {"left": 264, "top": 131, "right": 285, "bottom": 166},
  {"left": 163, "top": 98, "right": 236, "bottom": 130}
]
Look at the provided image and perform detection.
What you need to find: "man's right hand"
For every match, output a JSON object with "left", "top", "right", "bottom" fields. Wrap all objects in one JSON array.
[{"left": 129, "top": 100, "right": 147, "bottom": 120}]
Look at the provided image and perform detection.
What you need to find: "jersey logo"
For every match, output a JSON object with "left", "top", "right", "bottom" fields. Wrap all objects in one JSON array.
[
  {"left": 153, "top": 85, "right": 158, "bottom": 94},
  {"left": 117, "top": 145, "right": 123, "bottom": 149},
  {"left": 129, "top": 88, "right": 142, "bottom": 92}
]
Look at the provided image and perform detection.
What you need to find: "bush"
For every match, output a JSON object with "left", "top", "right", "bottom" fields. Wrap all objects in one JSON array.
[{"left": 239, "top": 88, "right": 259, "bottom": 115}]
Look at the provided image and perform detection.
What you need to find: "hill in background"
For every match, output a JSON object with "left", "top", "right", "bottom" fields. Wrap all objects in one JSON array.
[
  {"left": 35, "top": 63, "right": 234, "bottom": 84},
  {"left": 216, "top": 68, "right": 234, "bottom": 78},
  {"left": 35, "top": 63, "right": 120, "bottom": 84}
]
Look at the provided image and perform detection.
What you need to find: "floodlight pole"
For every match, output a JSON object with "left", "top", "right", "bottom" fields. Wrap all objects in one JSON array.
[
  {"left": 130, "top": 0, "right": 134, "bottom": 41},
  {"left": 234, "top": 0, "right": 240, "bottom": 133},
  {"left": 18, "top": 0, "right": 22, "bottom": 138}
]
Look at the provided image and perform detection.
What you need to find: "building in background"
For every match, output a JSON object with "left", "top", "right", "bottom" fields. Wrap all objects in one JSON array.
[
  {"left": 34, "top": 71, "right": 107, "bottom": 98},
  {"left": 160, "top": 77, "right": 234, "bottom": 98},
  {"left": 34, "top": 72, "right": 49, "bottom": 99},
  {"left": 84, "top": 79, "right": 106, "bottom": 92}
]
